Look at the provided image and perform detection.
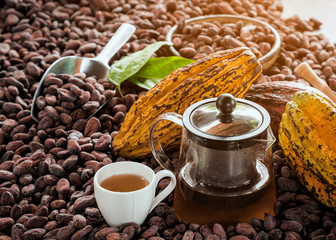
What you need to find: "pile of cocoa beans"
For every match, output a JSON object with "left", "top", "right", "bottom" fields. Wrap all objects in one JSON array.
[
  {"left": 173, "top": 21, "right": 276, "bottom": 60},
  {"left": 1, "top": 0, "right": 336, "bottom": 239}
]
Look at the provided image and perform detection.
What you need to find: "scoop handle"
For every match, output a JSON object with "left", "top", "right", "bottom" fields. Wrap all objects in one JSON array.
[
  {"left": 295, "top": 62, "right": 336, "bottom": 103},
  {"left": 95, "top": 23, "right": 136, "bottom": 67}
]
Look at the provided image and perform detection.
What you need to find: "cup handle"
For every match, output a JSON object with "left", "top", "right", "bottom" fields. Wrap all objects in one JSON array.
[
  {"left": 149, "top": 112, "right": 183, "bottom": 172},
  {"left": 149, "top": 170, "right": 176, "bottom": 212}
]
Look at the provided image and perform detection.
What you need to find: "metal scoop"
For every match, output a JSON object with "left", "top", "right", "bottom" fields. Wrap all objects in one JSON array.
[{"left": 31, "top": 23, "right": 136, "bottom": 122}]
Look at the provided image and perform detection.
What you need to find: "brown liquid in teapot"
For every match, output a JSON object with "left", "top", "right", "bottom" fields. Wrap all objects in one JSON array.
[{"left": 173, "top": 160, "right": 276, "bottom": 227}]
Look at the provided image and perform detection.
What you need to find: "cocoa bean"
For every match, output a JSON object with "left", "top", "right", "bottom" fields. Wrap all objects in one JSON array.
[
  {"left": 50, "top": 200, "right": 66, "bottom": 210},
  {"left": 56, "top": 149, "right": 70, "bottom": 159},
  {"left": 62, "top": 155, "right": 78, "bottom": 170},
  {"left": 165, "top": 214, "right": 178, "bottom": 227},
  {"left": 0, "top": 161, "right": 14, "bottom": 171},
  {"left": 255, "top": 231, "right": 268, "bottom": 240},
  {"left": 296, "top": 194, "right": 319, "bottom": 206},
  {"left": 67, "top": 139, "right": 81, "bottom": 155},
  {"left": 1, "top": 191, "right": 15, "bottom": 206},
  {"left": 71, "top": 225, "right": 93, "bottom": 240},
  {"left": 72, "top": 214, "right": 87, "bottom": 228},
  {"left": 57, "top": 88, "right": 77, "bottom": 102},
  {"left": 0, "top": 43, "right": 10, "bottom": 55},
  {"left": 84, "top": 117, "right": 101, "bottom": 136},
  {"left": 69, "top": 173, "right": 82, "bottom": 187},
  {"left": 142, "top": 225, "right": 159, "bottom": 238},
  {"left": 112, "top": 104, "right": 127, "bottom": 114},
  {"left": 0, "top": 217, "right": 14, "bottom": 231},
  {"left": 73, "top": 195, "right": 95, "bottom": 212},
  {"left": 2, "top": 119, "right": 18, "bottom": 133},
  {"left": 80, "top": 142, "right": 94, "bottom": 152},
  {"left": 82, "top": 100, "right": 100, "bottom": 113},
  {"left": 17, "top": 215, "right": 30, "bottom": 227},
  {"left": 236, "top": 223, "right": 257, "bottom": 238},
  {"left": 280, "top": 220, "right": 303, "bottom": 232},
  {"left": 45, "top": 106, "right": 59, "bottom": 120},
  {"left": 200, "top": 225, "right": 213, "bottom": 238},
  {"left": 264, "top": 213, "right": 278, "bottom": 231},
  {"left": 284, "top": 231, "right": 302, "bottom": 240},
  {"left": 194, "top": 232, "right": 203, "bottom": 240},
  {"left": 205, "top": 235, "right": 220, "bottom": 240},
  {"left": 182, "top": 230, "right": 194, "bottom": 240},
  {"left": 179, "top": 47, "right": 197, "bottom": 58},
  {"left": 21, "top": 183, "right": 36, "bottom": 197},
  {"left": 91, "top": 151, "right": 108, "bottom": 161},
  {"left": 44, "top": 220, "right": 58, "bottom": 231},
  {"left": 60, "top": 113, "right": 72, "bottom": 125},
  {"left": 9, "top": 223, "right": 25, "bottom": 240},
  {"left": 122, "top": 225, "right": 135, "bottom": 239},
  {"left": 188, "top": 224, "right": 200, "bottom": 232},
  {"left": 277, "top": 177, "right": 299, "bottom": 192},
  {"left": 6, "top": 140, "right": 24, "bottom": 151},
  {"left": 42, "top": 227, "right": 59, "bottom": 239},
  {"left": 149, "top": 216, "right": 166, "bottom": 230},
  {"left": 56, "top": 226, "right": 77, "bottom": 240},
  {"left": 25, "top": 216, "right": 48, "bottom": 228},
  {"left": 229, "top": 236, "right": 250, "bottom": 240},
  {"left": 56, "top": 213, "right": 74, "bottom": 225},
  {"left": 11, "top": 204, "right": 23, "bottom": 220},
  {"left": 114, "top": 111, "right": 125, "bottom": 125},
  {"left": 19, "top": 200, "right": 29, "bottom": 213},
  {"left": 27, "top": 204, "right": 38, "bottom": 214},
  {"left": 278, "top": 192, "right": 296, "bottom": 203},
  {"left": 163, "top": 228, "right": 176, "bottom": 238},
  {"left": 44, "top": 75, "right": 63, "bottom": 86},
  {"left": 94, "top": 134, "right": 112, "bottom": 151},
  {"left": 213, "top": 223, "right": 226, "bottom": 239},
  {"left": 251, "top": 218, "right": 264, "bottom": 230},
  {"left": 26, "top": 62, "right": 42, "bottom": 78},
  {"left": 84, "top": 207, "right": 99, "bottom": 217},
  {"left": 37, "top": 116, "right": 53, "bottom": 129},
  {"left": 106, "top": 232, "right": 130, "bottom": 240},
  {"left": 13, "top": 160, "right": 33, "bottom": 175},
  {"left": 95, "top": 227, "right": 119, "bottom": 240},
  {"left": 76, "top": 91, "right": 91, "bottom": 106},
  {"left": 81, "top": 168, "right": 94, "bottom": 182},
  {"left": 0, "top": 170, "right": 16, "bottom": 181},
  {"left": 79, "top": 43, "right": 97, "bottom": 53},
  {"left": 3, "top": 102, "right": 23, "bottom": 113},
  {"left": 48, "top": 164, "right": 65, "bottom": 177},
  {"left": 35, "top": 205, "right": 49, "bottom": 217},
  {"left": 268, "top": 229, "right": 283, "bottom": 240}
]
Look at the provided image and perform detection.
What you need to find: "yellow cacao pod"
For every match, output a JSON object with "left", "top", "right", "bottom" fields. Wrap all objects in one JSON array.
[
  {"left": 112, "top": 47, "right": 262, "bottom": 158},
  {"left": 279, "top": 90, "right": 336, "bottom": 209}
]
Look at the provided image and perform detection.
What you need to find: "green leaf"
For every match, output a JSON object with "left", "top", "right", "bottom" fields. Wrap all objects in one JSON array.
[
  {"left": 108, "top": 41, "right": 173, "bottom": 94},
  {"left": 132, "top": 56, "right": 195, "bottom": 79},
  {"left": 127, "top": 56, "right": 195, "bottom": 90},
  {"left": 128, "top": 77, "right": 161, "bottom": 90}
]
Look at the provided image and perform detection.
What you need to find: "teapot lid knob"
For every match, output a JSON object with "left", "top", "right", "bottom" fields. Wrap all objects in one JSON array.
[
  {"left": 216, "top": 93, "right": 236, "bottom": 113},
  {"left": 216, "top": 94, "right": 236, "bottom": 123}
]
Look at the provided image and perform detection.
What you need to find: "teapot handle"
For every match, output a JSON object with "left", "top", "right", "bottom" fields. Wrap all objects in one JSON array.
[{"left": 149, "top": 112, "right": 183, "bottom": 172}]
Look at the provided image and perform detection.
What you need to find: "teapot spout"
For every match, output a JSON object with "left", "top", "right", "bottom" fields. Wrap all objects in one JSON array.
[
  {"left": 253, "top": 126, "right": 276, "bottom": 152},
  {"left": 265, "top": 127, "right": 276, "bottom": 151}
]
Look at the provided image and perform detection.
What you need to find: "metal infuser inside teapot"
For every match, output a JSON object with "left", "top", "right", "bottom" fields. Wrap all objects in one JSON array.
[{"left": 149, "top": 93, "right": 276, "bottom": 226}]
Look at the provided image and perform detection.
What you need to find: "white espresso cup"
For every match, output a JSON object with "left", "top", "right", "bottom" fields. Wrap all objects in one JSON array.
[{"left": 94, "top": 161, "right": 176, "bottom": 227}]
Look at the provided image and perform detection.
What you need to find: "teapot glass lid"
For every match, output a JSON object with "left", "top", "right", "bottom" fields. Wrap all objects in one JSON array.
[{"left": 183, "top": 94, "right": 271, "bottom": 142}]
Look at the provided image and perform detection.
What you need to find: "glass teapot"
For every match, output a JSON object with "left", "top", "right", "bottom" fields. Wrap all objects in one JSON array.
[{"left": 149, "top": 93, "right": 276, "bottom": 226}]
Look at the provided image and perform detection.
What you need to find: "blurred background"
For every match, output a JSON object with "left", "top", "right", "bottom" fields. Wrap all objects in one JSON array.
[{"left": 282, "top": 0, "right": 336, "bottom": 43}]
